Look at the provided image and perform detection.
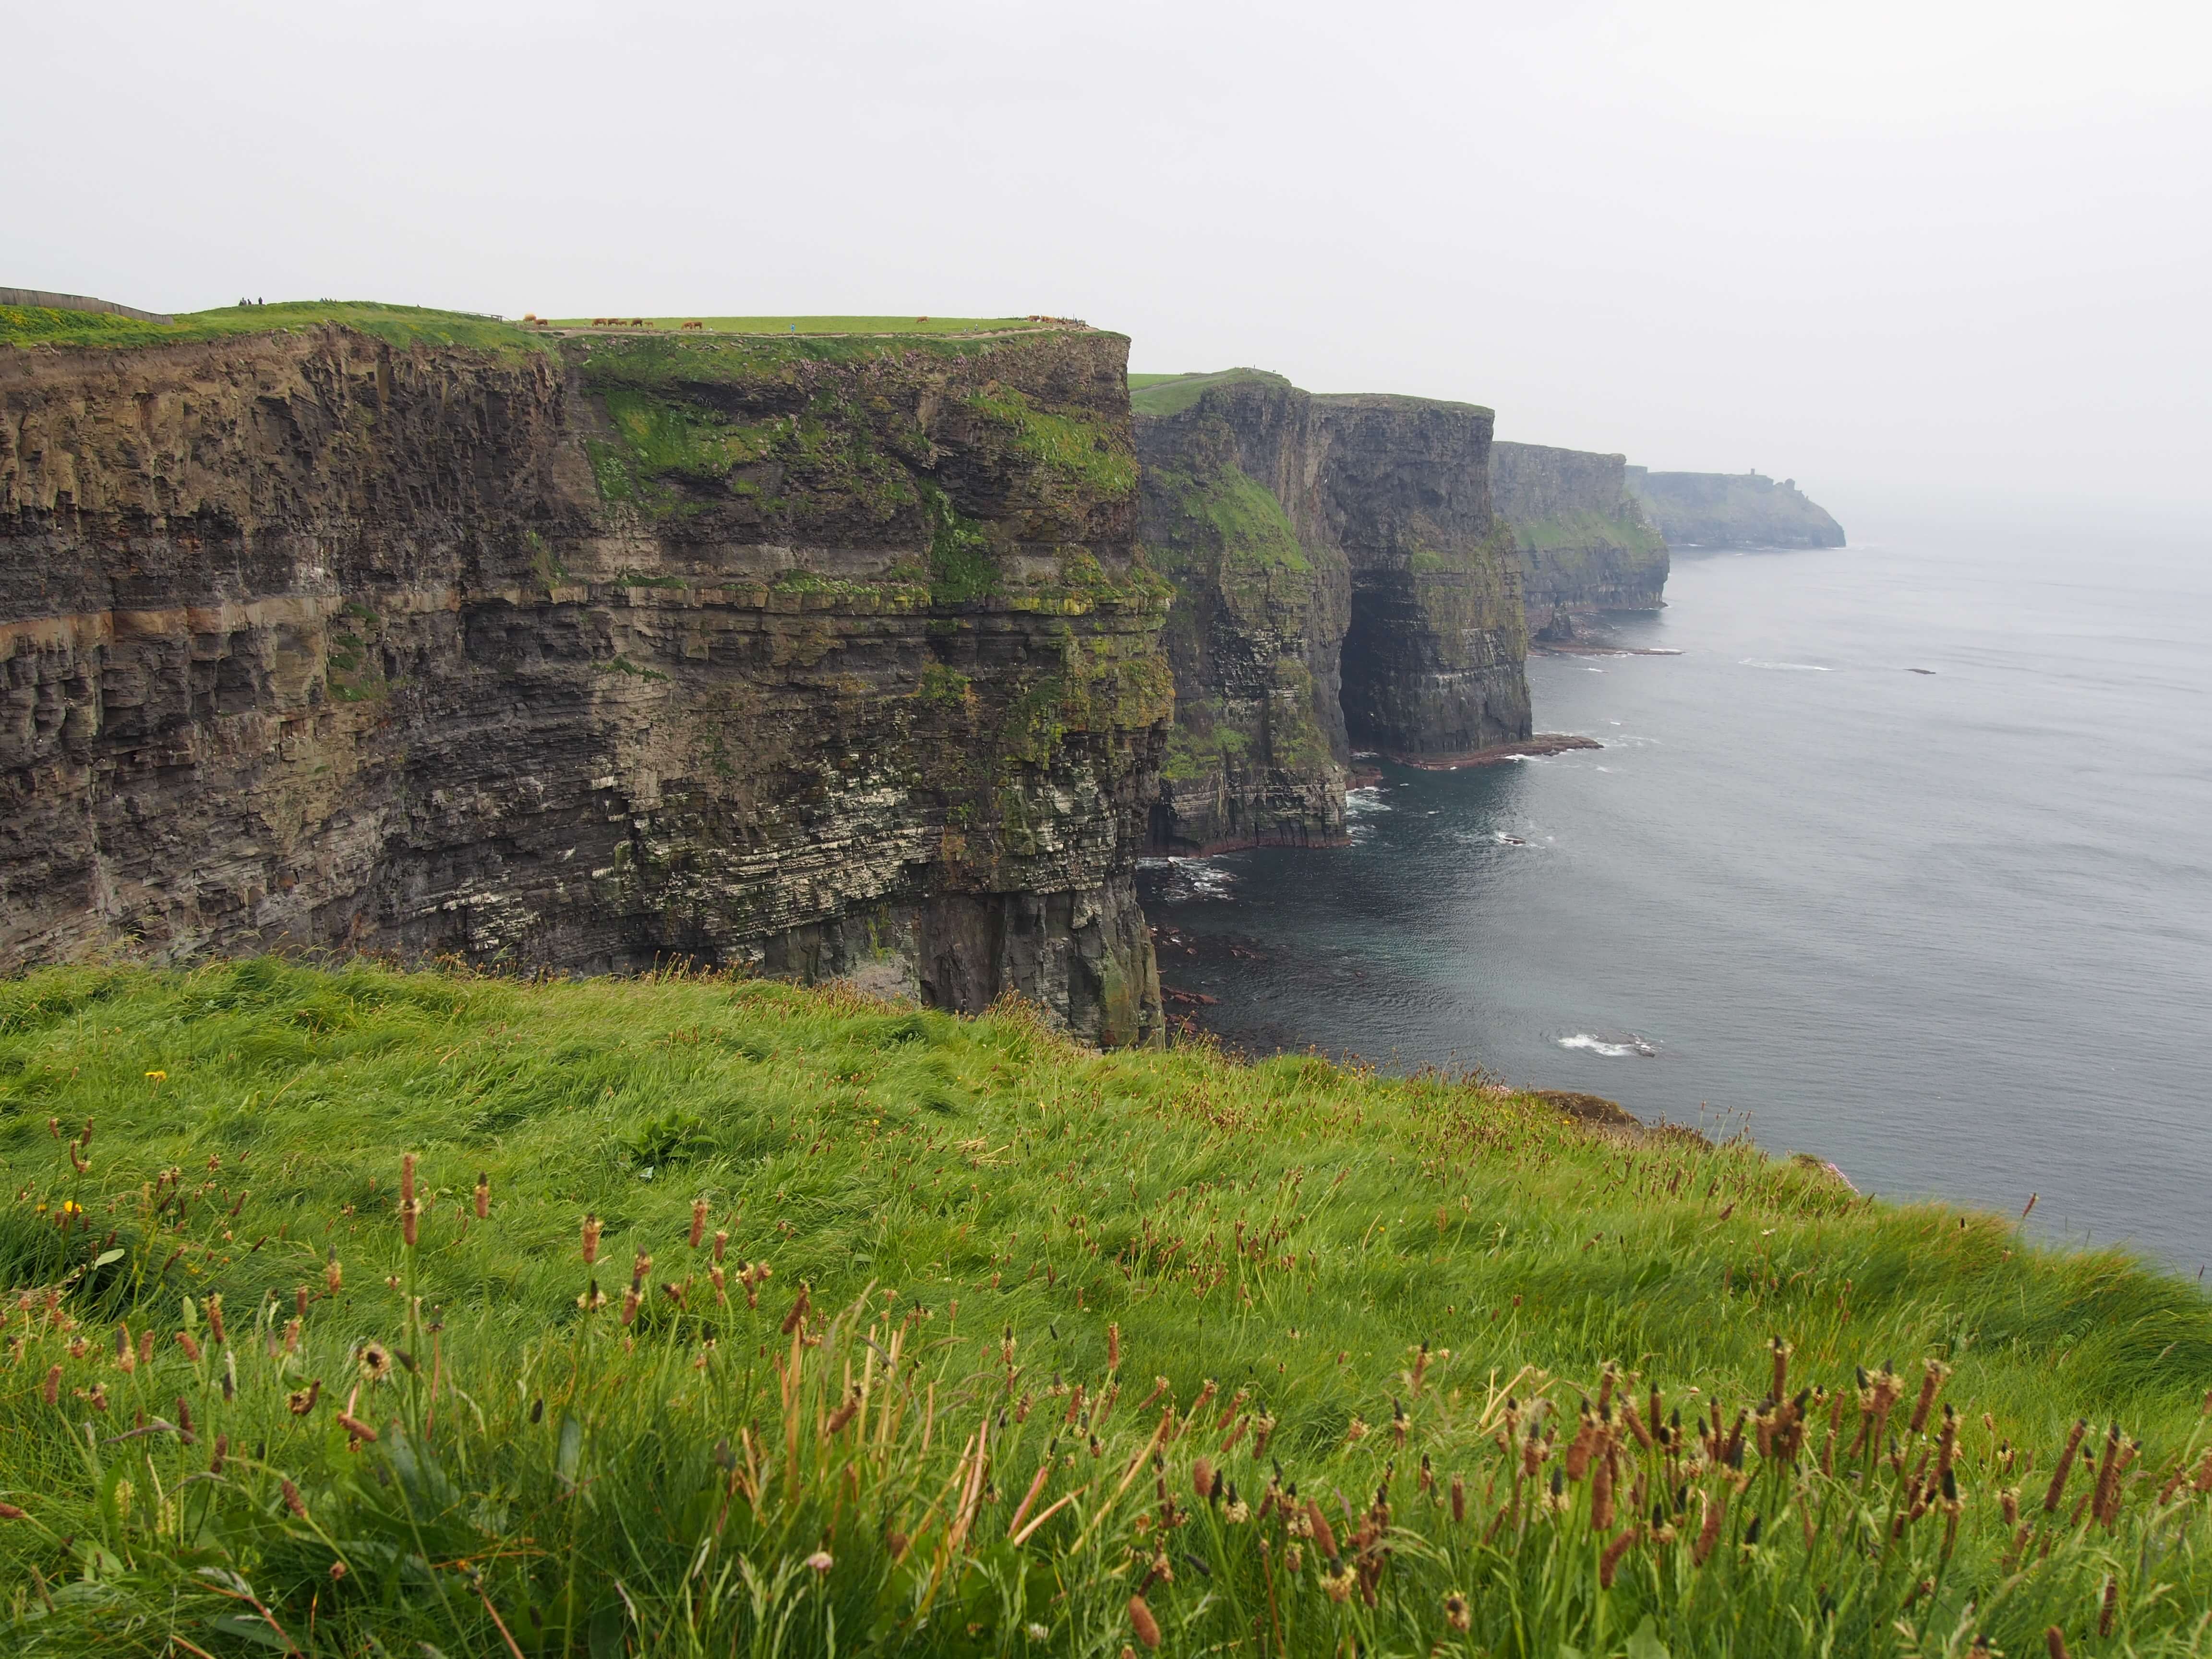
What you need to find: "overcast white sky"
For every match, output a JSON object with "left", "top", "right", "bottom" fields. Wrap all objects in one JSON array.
[{"left": 9, "top": 0, "right": 2208, "bottom": 521}]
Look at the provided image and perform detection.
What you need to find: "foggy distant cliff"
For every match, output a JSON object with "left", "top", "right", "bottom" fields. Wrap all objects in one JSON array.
[{"left": 1628, "top": 468, "right": 1844, "bottom": 549}]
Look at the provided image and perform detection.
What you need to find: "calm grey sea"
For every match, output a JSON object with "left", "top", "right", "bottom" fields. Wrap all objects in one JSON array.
[{"left": 1138, "top": 518, "right": 2212, "bottom": 1270}]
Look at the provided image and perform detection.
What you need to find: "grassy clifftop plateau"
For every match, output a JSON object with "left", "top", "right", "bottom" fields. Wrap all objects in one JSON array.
[
  {"left": 1130, "top": 370, "right": 1295, "bottom": 420},
  {"left": 0, "top": 302, "right": 549, "bottom": 357},
  {"left": 543, "top": 317, "right": 1072, "bottom": 337},
  {"left": 0, "top": 305, "right": 1088, "bottom": 355},
  {"left": 3, "top": 962, "right": 2209, "bottom": 1655}
]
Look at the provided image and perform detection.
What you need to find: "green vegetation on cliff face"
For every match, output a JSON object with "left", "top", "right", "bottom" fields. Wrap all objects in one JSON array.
[
  {"left": 576, "top": 333, "right": 1154, "bottom": 614},
  {"left": 0, "top": 301, "right": 547, "bottom": 358},
  {"left": 4, "top": 961, "right": 2211, "bottom": 1656},
  {"left": 1137, "top": 388, "right": 1343, "bottom": 846},
  {"left": 1512, "top": 506, "right": 1665, "bottom": 558},
  {"left": 1147, "top": 455, "right": 1312, "bottom": 582},
  {"left": 966, "top": 385, "right": 1142, "bottom": 500}
]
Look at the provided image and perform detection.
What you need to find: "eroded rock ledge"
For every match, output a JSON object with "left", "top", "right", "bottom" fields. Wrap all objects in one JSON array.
[{"left": 1, "top": 323, "right": 1169, "bottom": 1043}]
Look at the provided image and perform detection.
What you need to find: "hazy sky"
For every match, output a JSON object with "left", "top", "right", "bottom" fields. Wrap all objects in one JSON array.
[{"left": 10, "top": 0, "right": 2208, "bottom": 519}]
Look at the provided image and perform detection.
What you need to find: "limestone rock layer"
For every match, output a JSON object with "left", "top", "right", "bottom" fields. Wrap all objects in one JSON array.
[
  {"left": 1133, "top": 370, "right": 1531, "bottom": 854},
  {"left": 1, "top": 324, "right": 1169, "bottom": 1044}
]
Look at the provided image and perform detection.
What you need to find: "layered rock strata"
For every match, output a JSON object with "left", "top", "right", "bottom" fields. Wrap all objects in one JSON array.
[
  {"left": 1627, "top": 468, "right": 1844, "bottom": 548},
  {"left": 1133, "top": 370, "right": 1530, "bottom": 853},
  {"left": 1491, "top": 442, "right": 1669, "bottom": 630},
  {"left": 0, "top": 318, "right": 1171, "bottom": 1043}
]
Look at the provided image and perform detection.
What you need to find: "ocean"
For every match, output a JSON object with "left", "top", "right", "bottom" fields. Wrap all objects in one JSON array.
[{"left": 1136, "top": 518, "right": 2212, "bottom": 1270}]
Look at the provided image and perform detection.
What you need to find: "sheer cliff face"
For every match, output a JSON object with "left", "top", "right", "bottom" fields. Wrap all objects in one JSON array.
[
  {"left": 1491, "top": 442, "right": 1670, "bottom": 622},
  {"left": 1627, "top": 468, "right": 1844, "bottom": 549},
  {"left": 1313, "top": 395, "right": 1530, "bottom": 759},
  {"left": 0, "top": 324, "right": 1169, "bottom": 1044},
  {"left": 1134, "top": 373, "right": 1530, "bottom": 853},
  {"left": 1133, "top": 374, "right": 1345, "bottom": 854}
]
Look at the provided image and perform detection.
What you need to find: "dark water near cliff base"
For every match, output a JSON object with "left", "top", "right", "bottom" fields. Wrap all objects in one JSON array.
[{"left": 1138, "top": 521, "right": 2212, "bottom": 1270}]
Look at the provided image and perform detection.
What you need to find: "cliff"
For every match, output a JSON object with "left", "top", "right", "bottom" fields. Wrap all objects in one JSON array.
[
  {"left": 0, "top": 303, "right": 1172, "bottom": 1044},
  {"left": 1627, "top": 467, "right": 1844, "bottom": 548},
  {"left": 1133, "top": 369, "right": 1530, "bottom": 853},
  {"left": 1491, "top": 441, "right": 1669, "bottom": 628}
]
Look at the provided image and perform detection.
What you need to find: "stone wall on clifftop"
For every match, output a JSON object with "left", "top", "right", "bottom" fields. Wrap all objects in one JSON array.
[
  {"left": 0, "top": 316, "right": 1170, "bottom": 1044},
  {"left": 1133, "top": 370, "right": 1530, "bottom": 854},
  {"left": 1628, "top": 467, "right": 1844, "bottom": 548},
  {"left": 1491, "top": 441, "right": 1669, "bottom": 627}
]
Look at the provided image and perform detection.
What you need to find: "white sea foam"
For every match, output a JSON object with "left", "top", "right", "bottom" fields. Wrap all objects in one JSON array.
[
  {"left": 1558, "top": 1033, "right": 1658, "bottom": 1058},
  {"left": 1741, "top": 659, "right": 1832, "bottom": 672},
  {"left": 1345, "top": 786, "right": 1391, "bottom": 815},
  {"left": 1140, "top": 857, "right": 1238, "bottom": 902}
]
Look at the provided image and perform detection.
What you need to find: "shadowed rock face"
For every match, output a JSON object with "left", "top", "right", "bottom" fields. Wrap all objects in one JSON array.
[
  {"left": 1492, "top": 442, "right": 1670, "bottom": 622},
  {"left": 1316, "top": 395, "right": 1530, "bottom": 759},
  {"left": 0, "top": 325, "right": 1169, "bottom": 1044},
  {"left": 1627, "top": 467, "right": 1844, "bottom": 549},
  {"left": 1133, "top": 373, "right": 1530, "bottom": 854}
]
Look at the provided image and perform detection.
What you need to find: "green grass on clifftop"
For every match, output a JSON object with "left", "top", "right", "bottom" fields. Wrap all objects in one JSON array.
[
  {"left": 543, "top": 316, "right": 1064, "bottom": 337},
  {"left": 3, "top": 962, "right": 2209, "bottom": 1656},
  {"left": 1129, "top": 368, "right": 1294, "bottom": 419},
  {"left": 0, "top": 302, "right": 548, "bottom": 356}
]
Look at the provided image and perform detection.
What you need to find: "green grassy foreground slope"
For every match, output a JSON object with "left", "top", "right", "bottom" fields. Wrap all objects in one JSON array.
[{"left": 2, "top": 962, "right": 2208, "bottom": 1655}]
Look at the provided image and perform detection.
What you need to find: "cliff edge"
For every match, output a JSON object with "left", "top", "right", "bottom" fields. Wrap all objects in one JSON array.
[{"left": 0, "top": 302, "right": 1171, "bottom": 1043}]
